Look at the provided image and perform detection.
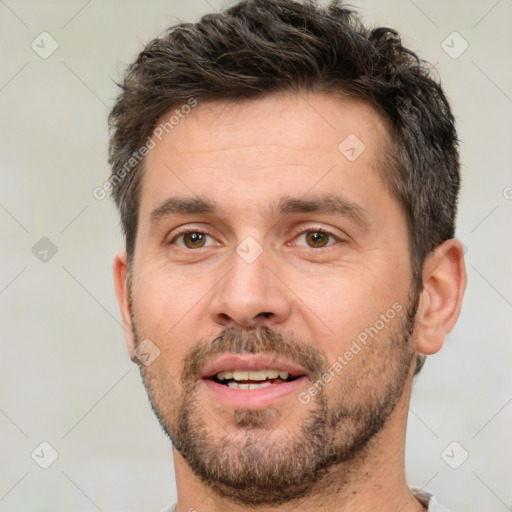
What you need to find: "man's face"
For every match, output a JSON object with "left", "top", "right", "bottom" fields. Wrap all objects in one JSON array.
[{"left": 128, "top": 92, "right": 418, "bottom": 505}]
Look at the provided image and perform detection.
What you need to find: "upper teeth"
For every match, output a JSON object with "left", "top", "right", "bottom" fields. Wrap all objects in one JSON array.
[{"left": 216, "top": 369, "right": 289, "bottom": 381}]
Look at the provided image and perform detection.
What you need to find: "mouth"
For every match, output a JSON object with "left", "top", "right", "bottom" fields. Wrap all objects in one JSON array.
[
  {"left": 210, "top": 368, "right": 301, "bottom": 389},
  {"left": 199, "top": 354, "right": 308, "bottom": 407}
]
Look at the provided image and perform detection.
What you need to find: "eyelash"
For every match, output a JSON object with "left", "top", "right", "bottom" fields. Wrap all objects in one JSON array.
[
  {"left": 168, "top": 226, "right": 343, "bottom": 249},
  {"left": 290, "top": 227, "right": 341, "bottom": 248}
]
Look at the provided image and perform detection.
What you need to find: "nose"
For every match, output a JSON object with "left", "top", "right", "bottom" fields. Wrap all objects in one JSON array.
[{"left": 208, "top": 244, "right": 292, "bottom": 330}]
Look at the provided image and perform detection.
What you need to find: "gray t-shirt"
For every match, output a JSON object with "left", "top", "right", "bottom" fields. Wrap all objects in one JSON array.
[
  {"left": 161, "top": 488, "right": 450, "bottom": 512},
  {"left": 412, "top": 488, "right": 451, "bottom": 511}
]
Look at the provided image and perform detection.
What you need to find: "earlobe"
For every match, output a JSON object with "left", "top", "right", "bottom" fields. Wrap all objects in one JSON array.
[
  {"left": 113, "top": 250, "right": 137, "bottom": 361},
  {"left": 414, "top": 239, "right": 467, "bottom": 356}
]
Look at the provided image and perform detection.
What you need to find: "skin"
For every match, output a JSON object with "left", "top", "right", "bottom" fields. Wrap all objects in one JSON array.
[{"left": 113, "top": 91, "right": 467, "bottom": 512}]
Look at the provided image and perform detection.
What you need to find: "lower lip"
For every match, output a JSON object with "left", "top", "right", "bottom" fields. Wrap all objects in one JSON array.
[{"left": 201, "top": 377, "right": 308, "bottom": 408}]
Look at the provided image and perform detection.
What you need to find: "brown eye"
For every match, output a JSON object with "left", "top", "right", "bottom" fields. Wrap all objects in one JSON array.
[
  {"left": 295, "top": 230, "right": 338, "bottom": 248},
  {"left": 306, "top": 231, "right": 329, "bottom": 247},
  {"left": 183, "top": 232, "right": 206, "bottom": 248},
  {"left": 172, "top": 231, "right": 215, "bottom": 249}
]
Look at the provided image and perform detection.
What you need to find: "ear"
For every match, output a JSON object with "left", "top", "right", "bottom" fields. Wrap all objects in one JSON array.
[
  {"left": 414, "top": 239, "right": 467, "bottom": 356},
  {"left": 113, "top": 250, "right": 137, "bottom": 361}
]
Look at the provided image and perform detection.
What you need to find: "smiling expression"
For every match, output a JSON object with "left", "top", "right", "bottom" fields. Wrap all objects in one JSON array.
[{"left": 123, "top": 91, "right": 419, "bottom": 504}]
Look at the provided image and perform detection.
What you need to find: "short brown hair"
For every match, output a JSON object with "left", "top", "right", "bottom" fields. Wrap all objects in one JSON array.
[{"left": 108, "top": 0, "right": 460, "bottom": 298}]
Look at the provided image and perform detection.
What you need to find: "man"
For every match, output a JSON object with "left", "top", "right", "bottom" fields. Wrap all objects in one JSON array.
[{"left": 108, "top": 1, "right": 466, "bottom": 510}]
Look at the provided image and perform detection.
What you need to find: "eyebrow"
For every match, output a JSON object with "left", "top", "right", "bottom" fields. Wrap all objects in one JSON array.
[
  {"left": 274, "top": 194, "right": 373, "bottom": 231},
  {"left": 149, "top": 193, "right": 372, "bottom": 231},
  {"left": 150, "top": 197, "right": 219, "bottom": 227}
]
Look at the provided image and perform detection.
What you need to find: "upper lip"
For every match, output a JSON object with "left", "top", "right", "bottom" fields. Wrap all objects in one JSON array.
[{"left": 200, "top": 354, "right": 308, "bottom": 379}]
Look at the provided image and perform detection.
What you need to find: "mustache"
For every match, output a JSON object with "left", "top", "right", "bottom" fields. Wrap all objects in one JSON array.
[{"left": 180, "top": 325, "right": 328, "bottom": 386}]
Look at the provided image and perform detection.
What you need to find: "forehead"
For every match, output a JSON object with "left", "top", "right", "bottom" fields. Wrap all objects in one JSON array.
[{"left": 140, "top": 91, "right": 392, "bottom": 220}]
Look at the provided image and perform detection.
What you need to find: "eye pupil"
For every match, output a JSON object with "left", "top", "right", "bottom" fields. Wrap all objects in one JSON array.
[{"left": 306, "top": 231, "right": 328, "bottom": 247}]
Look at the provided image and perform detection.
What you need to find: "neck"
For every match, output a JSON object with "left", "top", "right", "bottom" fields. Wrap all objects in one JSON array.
[{"left": 172, "top": 383, "right": 425, "bottom": 512}]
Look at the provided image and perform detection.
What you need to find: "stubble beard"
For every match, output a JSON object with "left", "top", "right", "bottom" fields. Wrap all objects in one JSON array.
[{"left": 134, "top": 293, "right": 419, "bottom": 507}]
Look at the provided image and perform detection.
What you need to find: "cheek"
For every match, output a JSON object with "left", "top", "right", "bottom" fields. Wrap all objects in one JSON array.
[
  {"left": 134, "top": 266, "right": 207, "bottom": 328},
  {"left": 288, "top": 262, "right": 410, "bottom": 367},
  {"left": 291, "top": 268, "right": 394, "bottom": 331},
  {"left": 131, "top": 277, "right": 208, "bottom": 373},
  {"left": 317, "top": 311, "right": 413, "bottom": 414}
]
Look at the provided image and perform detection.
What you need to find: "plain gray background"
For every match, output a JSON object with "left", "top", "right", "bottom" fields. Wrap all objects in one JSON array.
[{"left": 1, "top": 1, "right": 511, "bottom": 510}]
